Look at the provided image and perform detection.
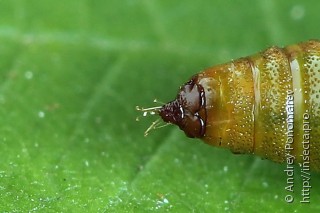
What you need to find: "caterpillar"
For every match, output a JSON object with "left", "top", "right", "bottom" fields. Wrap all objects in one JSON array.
[{"left": 137, "top": 40, "right": 320, "bottom": 172}]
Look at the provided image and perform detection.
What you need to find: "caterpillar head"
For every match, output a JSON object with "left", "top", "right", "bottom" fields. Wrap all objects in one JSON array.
[{"left": 137, "top": 76, "right": 207, "bottom": 138}]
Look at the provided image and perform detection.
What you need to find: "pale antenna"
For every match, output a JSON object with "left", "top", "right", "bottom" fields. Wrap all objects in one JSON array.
[{"left": 136, "top": 99, "right": 170, "bottom": 136}]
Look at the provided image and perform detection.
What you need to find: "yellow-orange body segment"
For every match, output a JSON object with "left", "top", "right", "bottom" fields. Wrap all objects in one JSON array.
[{"left": 196, "top": 40, "right": 320, "bottom": 171}]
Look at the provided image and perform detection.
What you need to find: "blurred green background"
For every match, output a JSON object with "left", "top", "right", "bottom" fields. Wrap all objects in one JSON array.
[{"left": 0, "top": 0, "right": 319, "bottom": 212}]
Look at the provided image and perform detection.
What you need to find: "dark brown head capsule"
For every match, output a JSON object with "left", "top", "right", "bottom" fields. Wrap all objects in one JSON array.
[{"left": 158, "top": 77, "right": 207, "bottom": 138}]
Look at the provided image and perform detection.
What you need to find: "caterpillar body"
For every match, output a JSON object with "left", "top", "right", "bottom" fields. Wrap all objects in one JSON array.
[{"left": 138, "top": 40, "right": 320, "bottom": 172}]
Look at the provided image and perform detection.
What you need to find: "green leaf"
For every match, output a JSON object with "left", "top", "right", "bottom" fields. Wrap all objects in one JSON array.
[{"left": 0, "top": 0, "right": 319, "bottom": 212}]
